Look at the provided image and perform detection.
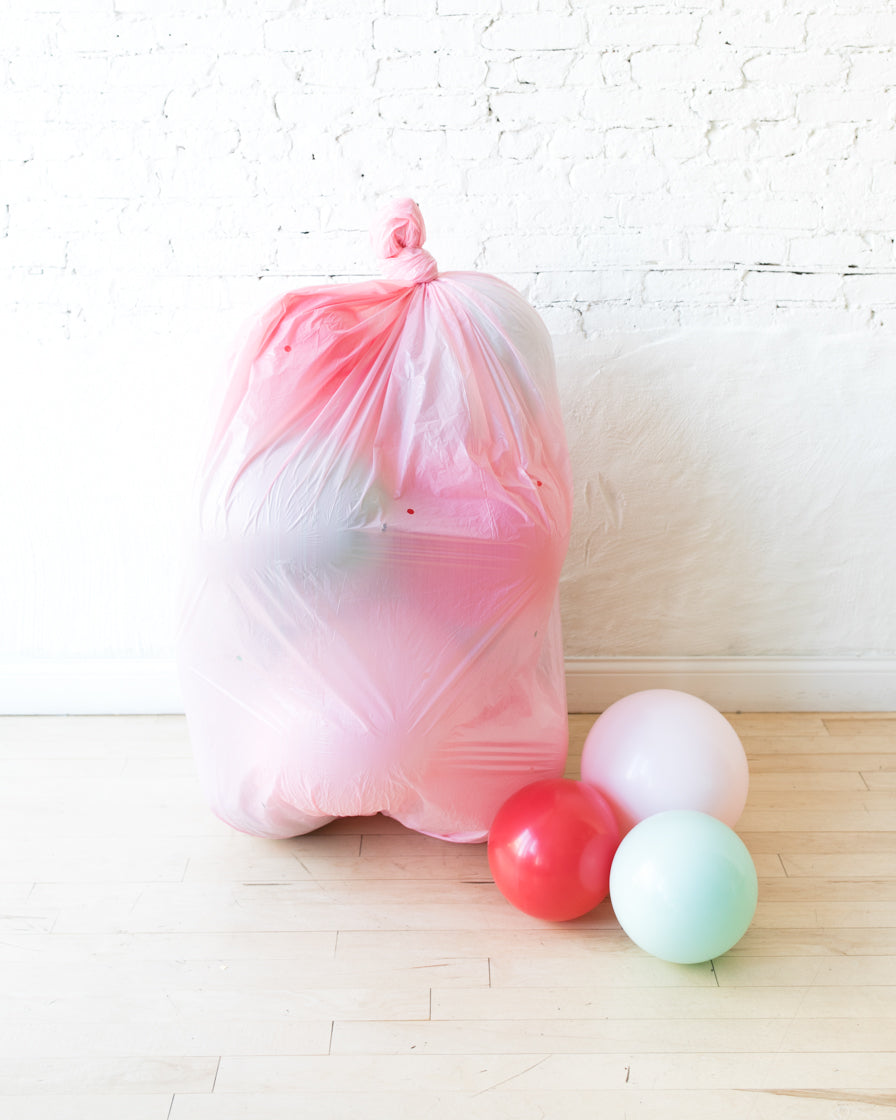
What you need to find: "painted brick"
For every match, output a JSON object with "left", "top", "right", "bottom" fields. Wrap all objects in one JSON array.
[
  {"left": 101, "top": 15, "right": 160, "bottom": 53},
  {"left": 265, "top": 16, "right": 374, "bottom": 53},
  {"left": 373, "top": 15, "right": 475, "bottom": 53},
  {"left": 767, "top": 156, "right": 872, "bottom": 196},
  {"left": 481, "top": 14, "right": 587, "bottom": 52},
  {"left": 54, "top": 80, "right": 166, "bottom": 125},
  {"left": 377, "top": 54, "right": 438, "bottom": 89},
  {"left": 847, "top": 49, "right": 896, "bottom": 89},
  {"left": 806, "top": 11, "right": 896, "bottom": 48},
  {"left": 375, "top": 90, "right": 486, "bottom": 129},
  {"left": 514, "top": 50, "right": 578, "bottom": 88},
  {"left": 531, "top": 270, "right": 644, "bottom": 305},
  {"left": 387, "top": 127, "right": 449, "bottom": 162},
  {"left": 788, "top": 234, "right": 880, "bottom": 270},
  {"left": 481, "top": 232, "right": 582, "bottom": 272},
  {"left": 618, "top": 194, "right": 722, "bottom": 233},
  {"left": 515, "top": 193, "right": 614, "bottom": 233},
  {"left": 299, "top": 50, "right": 378, "bottom": 87},
  {"left": 539, "top": 303, "right": 584, "bottom": 335},
  {"left": 438, "top": 51, "right": 488, "bottom": 90},
  {"left": 53, "top": 16, "right": 122, "bottom": 55},
  {"left": 579, "top": 230, "right": 688, "bottom": 269},
  {"left": 385, "top": 0, "right": 436, "bottom": 15},
  {"left": 497, "top": 129, "right": 542, "bottom": 161},
  {"left": 106, "top": 48, "right": 218, "bottom": 91},
  {"left": 484, "top": 59, "right": 516, "bottom": 89},
  {"left": 547, "top": 121, "right": 602, "bottom": 160},
  {"left": 603, "top": 127, "right": 654, "bottom": 161},
  {"left": 499, "top": 0, "right": 545, "bottom": 12},
  {"left": 111, "top": 0, "right": 224, "bottom": 12},
  {"left": 742, "top": 269, "right": 844, "bottom": 303},
  {"left": 563, "top": 52, "right": 602, "bottom": 87},
  {"left": 512, "top": 0, "right": 569, "bottom": 12},
  {"left": 0, "top": 228, "right": 69, "bottom": 271},
  {"left": 820, "top": 191, "right": 894, "bottom": 234},
  {"left": 2, "top": 78, "right": 63, "bottom": 123},
  {"left": 691, "top": 85, "right": 798, "bottom": 122},
  {"left": 570, "top": 156, "right": 668, "bottom": 195},
  {"left": 750, "top": 121, "right": 816, "bottom": 162},
  {"left": 139, "top": 14, "right": 266, "bottom": 54},
  {"left": 585, "top": 85, "right": 694, "bottom": 126},
  {"left": 489, "top": 88, "right": 585, "bottom": 129},
  {"left": 0, "top": 12, "right": 60, "bottom": 53},
  {"left": 652, "top": 124, "right": 712, "bottom": 161},
  {"left": 855, "top": 113, "right": 896, "bottom": 157},
  {"left": 281, "top": 0, "right": 371, "bottom": 15},
  {"left": 664, "top": 158, "right": 757, "bottom": 197},
  {"left": 630, "top": 47, "right": 746, "bottom": 90},
  {"left": 271, "top": 86, "right": 362, "bottom": 128},
  {"left": 700, "top": 8, "right": 808, "bottom": 49},
  {"left": 643, "top": 269, "right": 742, "bottom": 305},
  {"left": 3, "top": 0, "right": 896, "bottom": 393},
  {"left": 798, "top": 85, "right": 895, "bottom": 123},
  {"left": 581, "top": 301, "right": 681, "bottom": 334},
  {"left": 721, "top": 194, "right": 822, "bottom": 231},
  {"left": 686, "top": 231, "right": 790, "bottom": 268},
  {"left": 871, "top": 160, "right": 896, "bottom": 194},
  {"left": 588, "top": 10, "right": 703, "bottom": 49},
  {"left": 445, "top": 126, "right": 497, "bottom": 161},
  {"left": 742, "top": 50, "right": 847, "bottom": 87},
  {"left": 436, "top": 0, "right": 495, "bottom": 13},
  {"left": 844, "top": 273, "right": 896, "bottom": 306}
]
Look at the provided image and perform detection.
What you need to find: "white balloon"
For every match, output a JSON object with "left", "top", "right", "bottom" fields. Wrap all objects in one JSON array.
[{"left": 580, "top": 689, "right": 749, "bottom": 836}]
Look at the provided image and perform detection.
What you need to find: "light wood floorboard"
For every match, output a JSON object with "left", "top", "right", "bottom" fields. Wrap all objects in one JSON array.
[{"left": 1, "top": 712, "right": 895, "bottom": 1117}]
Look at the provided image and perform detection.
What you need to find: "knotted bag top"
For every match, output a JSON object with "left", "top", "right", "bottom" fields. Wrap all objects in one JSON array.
[{"left": 371, "top": 197, "right": 439, "bottom": 286}]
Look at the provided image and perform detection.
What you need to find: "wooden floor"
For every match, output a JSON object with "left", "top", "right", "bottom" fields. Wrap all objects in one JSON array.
[{"left": 1, "top": 712, "right": 895, "bottom": 1118}]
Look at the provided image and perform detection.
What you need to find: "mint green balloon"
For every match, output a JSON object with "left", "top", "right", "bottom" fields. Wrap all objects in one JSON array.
[{"left": 609, "top": 810, "right": 758, "bottom": 964}]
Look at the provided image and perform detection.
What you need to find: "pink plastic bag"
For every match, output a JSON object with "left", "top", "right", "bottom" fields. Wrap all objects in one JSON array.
[{"left": 177, "top": 200, "right": 573, "bottom": 842}]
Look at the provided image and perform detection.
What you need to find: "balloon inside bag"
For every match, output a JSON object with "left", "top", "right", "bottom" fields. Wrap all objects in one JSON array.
[{"left": 177, "top": 199, "right": 573, "bottom": 842}]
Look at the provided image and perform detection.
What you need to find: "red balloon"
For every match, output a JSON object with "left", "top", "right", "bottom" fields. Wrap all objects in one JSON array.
[{"left": 488, "top": 779, "right": 621, "bottom": 921}]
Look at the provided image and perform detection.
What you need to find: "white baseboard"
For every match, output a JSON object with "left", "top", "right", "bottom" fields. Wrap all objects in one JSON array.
[
  {"left": 566, "top": 656, "right": 896, "bottom": 713},
  {"left": 1, "top": 657, "right": 895, "bottom": 715}
]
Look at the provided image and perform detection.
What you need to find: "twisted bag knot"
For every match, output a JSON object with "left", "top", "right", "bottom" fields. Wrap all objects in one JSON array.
[{"left": 372, "top": 198, "right": 439, "bottom": 285}]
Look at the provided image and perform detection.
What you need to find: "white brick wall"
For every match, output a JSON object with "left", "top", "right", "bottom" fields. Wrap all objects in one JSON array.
[
  {"left": 2, "top": 0, "right": 895, "bottom": 698},
  {"left": 5, "top": 0, "right": 895, "bottom": 332}
]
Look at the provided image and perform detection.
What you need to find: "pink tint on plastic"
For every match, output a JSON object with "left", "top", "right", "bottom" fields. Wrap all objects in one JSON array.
[{"left": 177, "top": 200, "right": 573, "bottom": 842}]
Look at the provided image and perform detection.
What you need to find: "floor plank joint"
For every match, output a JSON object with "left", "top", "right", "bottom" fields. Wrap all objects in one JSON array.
[{"left": 2, "top": 712, "right": 894, "bottom": 1117}]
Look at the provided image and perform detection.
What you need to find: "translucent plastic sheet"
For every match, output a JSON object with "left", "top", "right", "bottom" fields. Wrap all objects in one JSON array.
[{"left": 177, "top": 200, "right": 573, "bottom": 841}]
